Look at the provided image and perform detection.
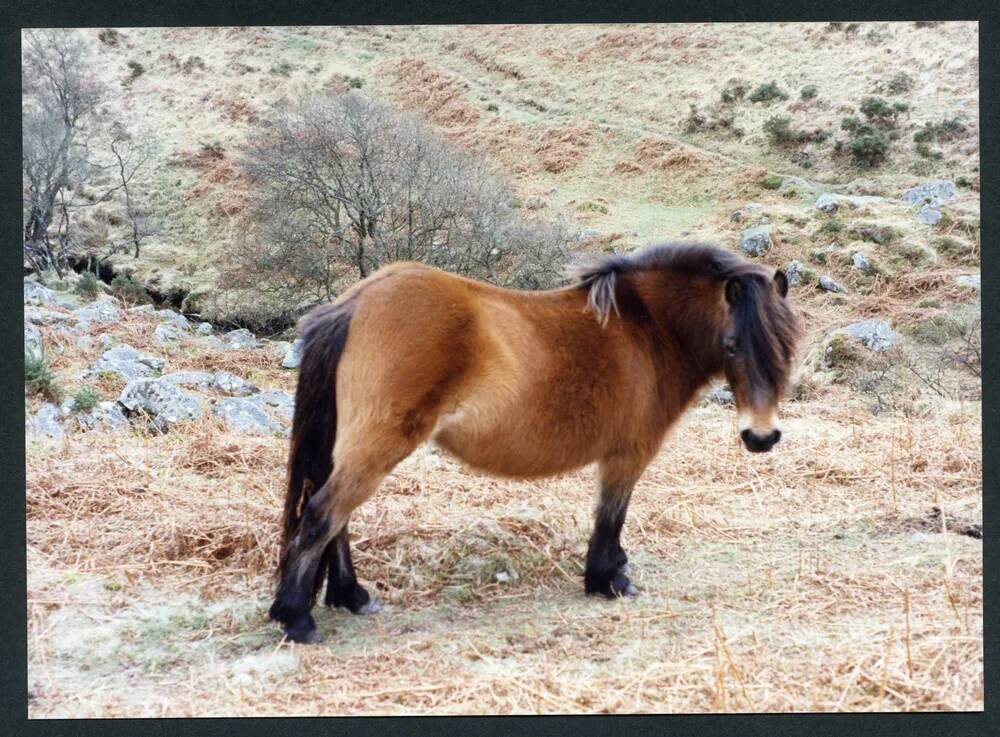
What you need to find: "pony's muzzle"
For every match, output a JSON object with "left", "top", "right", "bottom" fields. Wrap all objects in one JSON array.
[{"left": 740, "top": 428, "right": 781, "bottom": 453}]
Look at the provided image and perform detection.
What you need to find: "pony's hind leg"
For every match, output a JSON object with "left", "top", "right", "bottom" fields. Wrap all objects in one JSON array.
[
  {"left": 584, "top": 456, "right": 647, "bottom": 599},
  {"left": 324, "top": 520, "right": 381, "bottom": 614}
]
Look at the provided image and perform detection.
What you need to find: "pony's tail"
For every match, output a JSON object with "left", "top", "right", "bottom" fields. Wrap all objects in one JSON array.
[{"left": 278, "top": 302, "right": 354, "bottom": 572}]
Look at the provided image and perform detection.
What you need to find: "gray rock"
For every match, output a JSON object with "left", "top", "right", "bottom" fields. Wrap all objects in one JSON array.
[
  {"left": 702, "top": 385, "right": 735, "bottom": 406},
  {"left": 213, "top": 397, "right": 283, "bottom": 436},
  {"left": 157, "top": 309, "right": 191, "bottom": 330},
  {"left": 26, "top": 403, "right": 64, "bottom": 439},
  {"left": 902, "top": 180, "right": 958, "bottom": 207},
  {"left": 74, "top": 335, "right": 94, "bottom": 351},
  {"left": 129, "top": 304, "right": 157, "bottom": 316},
  {"left": 779, "top": 176, "right": 815, "bottom": 194},
  {"left": 815, "top": 193, "right": 840, "bottom": 214},
  {"left": 24, "top": 280, "right": 73, "bottom": 308},
  {"left": 851, "top": 252, "right": 872, "bottom": 273},
  {"left": 153, "top": 322, "right": 187, "bottom": 345},
  {"left": 90, "top": 344, "right": 166, "bottom": 380},
  {"left": 815, "top": 193, "right": 893, "bottom": 213},
  {"left": 833, "top": 319, "right": 901, "bottom": 352},
  {"left": 118, "top": 378, "right": 203, "bottom": 429},
  {"left": 730, "top": 210, "right": 745, "bottom": 223},
  {"left": 917, "top": 204, "right": 942, "bottom": 225},
  {"left": 281, "top": 339, "right": 303, "bottom": 369},
  {"left": 24, "top": 323, "right": 43, "bottom": 357},
  {"left": 24, "top": 307, "right": 75, "bottom": 326},
  {"left": 254, "top": 389, "right": 295, "bottom": 420},
  {"left": 194, "top": 322, "right": 214, "bottom": 336},
  {"left": 577, "top": 228, "right": 602, "bottom": 241},
  {"left": 784, "top": 261, "right": 805, "bottom": 287},
  {"left": 744, "top": 203, "right": 765, "bottom": 215},
  {"left": 213, "top": 371, "right": 259, "bottom": 397},
  {"left": 819, "top": 275, "right": 847, "bottom": 293},
  {"left": 955, "top": 274, "right": 980, "bottom": 290},
  {"left": 199, "top": 335, "right": 228, "bottom": 351},
  {"left": 524, "top": 195, "right": 546, "bottom": 210},
  {"left": 223, "top": 328, "right": 260, "bottom": 350},
  {"left": 740, "top": 226, "right": 772, "bottom": 257},
  {"left": 160, "top": 370, "right": 216, "bottom": 389},
  {"left": 74, "top": 297, "right": 121, "bottom": 326},
  {"left": 74, "top": 401, "right": 129, "bottom": 432},
  {"left": 98, "top": 334, "right": 116, "bottom": 350}
]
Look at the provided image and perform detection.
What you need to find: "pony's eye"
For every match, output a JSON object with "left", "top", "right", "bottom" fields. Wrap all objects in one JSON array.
[{"left": 724, "top": 337, "right": 739, "bottom": 356}]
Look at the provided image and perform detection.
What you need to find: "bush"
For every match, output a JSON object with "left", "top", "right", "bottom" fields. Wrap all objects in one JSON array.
[
  {"left": 110, "top": 274, "right": 152, "bottom": 305},
  {"left": 763, "top": 115, "right": 829, "bottom": 147},
  {"left": 684, "top": 104, "right": 741, "bottom": 136},
  {"left": 817, "top": 219, "right": 842, "bottom": 235},
  {"left": 913, "top": 117, "right": 968, "bottom": 143},
  {"left": 915, "top": 141, "right": 943, "bottom": 159},
  {"left": 75, "top": 270, "right": 101, "bottom": 298},
  {"left": 800, "top": 84, "right": 818, "bottom": 100},
  {"left": 858, "top": 96, "right": 909, "bottom": 128},
  {"left": 849, "top": 132, "right": 890, "bottom": 168},
  {"left": 886, "top": 72, "right": 914, "bottom": 95},
  {"left": 720, "top": 78, "right": 750, "bottom": 103},
  {"left": 748, "top": 81, "right": 789, "bottom": 104},
  {"left": 849, "top": 222, "right": 900, "bottom": 245},
  {"left": 25, "top": 350, "right": 62, "bottom": 402},
  {"left": 71, "top": 386, "right": 101, "bottom": 413},
  {"left": 758, "top": 174, "right": 783, "bottom": 190}
]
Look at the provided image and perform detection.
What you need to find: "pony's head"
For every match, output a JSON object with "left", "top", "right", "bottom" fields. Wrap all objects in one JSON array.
[
  {"left": 569, "top": 241, "right": 803, "bottom": 454},
  {"left": 718, "top": 266, "right": 800, "bottom": 453}
]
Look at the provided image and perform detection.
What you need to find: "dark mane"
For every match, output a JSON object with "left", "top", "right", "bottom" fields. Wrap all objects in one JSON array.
[{"left": 567, "top": 241, "right": 749, "bottom": 325}]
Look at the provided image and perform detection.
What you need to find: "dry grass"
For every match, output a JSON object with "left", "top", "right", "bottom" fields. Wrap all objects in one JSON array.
[{"left": 27, "top": 387, "right": 982, "bottom": 716}]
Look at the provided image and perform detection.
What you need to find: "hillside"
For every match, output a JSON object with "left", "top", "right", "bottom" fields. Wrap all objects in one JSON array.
[{"left": 24, "top": 22, "right": 981, "bottom": 716}]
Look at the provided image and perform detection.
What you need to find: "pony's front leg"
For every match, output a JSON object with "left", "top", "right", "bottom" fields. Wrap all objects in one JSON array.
[{"left": 584, "top": 458, "right": 645, "bottom": 598}]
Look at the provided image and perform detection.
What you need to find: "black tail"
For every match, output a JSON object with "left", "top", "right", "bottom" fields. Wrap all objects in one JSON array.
[{"left": 279, "top": 301, "right": 355, "bottom": 572}]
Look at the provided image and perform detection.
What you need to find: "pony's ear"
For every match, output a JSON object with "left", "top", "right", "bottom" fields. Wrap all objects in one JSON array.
[
  {"left": 774, "top": 269, "right": 789, "bottom": 298},
  {"left": 724, "top": 276, "right": 743, "bottom": 306}
]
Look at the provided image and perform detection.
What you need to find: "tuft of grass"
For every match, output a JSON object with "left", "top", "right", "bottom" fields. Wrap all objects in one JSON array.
[
  {"left": 71, "top": 386, "right": 101, "bottom": 414},
  {"left": 75, "top": 271, "right": 102, "bottom": 299},
  {"left": 800, "top": 84, "right": 818, "bottom": 100},
  {"left": 720, "top": 78, "right": 750, "bottom": 103},
  {"left": 110, "top": 274, "right": 152, "bottom": 306},
  {"left": 25, "top": 350, "right": 62, "bottom": 403},
  {"left": 913, "top": 118, "right": 969, "bottom": 144},
  {"left": 886, "top": 72, "right": 914, "bottom": 95},
  {"left": 758, "top": 174, "right": 783, "bottom": 190},
  {"left": 748, "top": 81, "right": 789, "bottom": 104}
]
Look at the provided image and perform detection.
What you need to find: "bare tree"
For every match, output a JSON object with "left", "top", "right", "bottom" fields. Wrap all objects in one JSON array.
[{"left": 225, "top": 92, "right": 574, "bottom": 308}]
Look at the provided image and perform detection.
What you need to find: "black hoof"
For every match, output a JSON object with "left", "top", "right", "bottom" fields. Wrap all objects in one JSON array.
[
  {"left": 585, "top": 565, "right": 639, "bottom": 599},
  {"left": 282, "top": 613, "right": 323, "bottom": 644},
  {"left": 326, "top": 582, "right": 380, "bottom": 615}
]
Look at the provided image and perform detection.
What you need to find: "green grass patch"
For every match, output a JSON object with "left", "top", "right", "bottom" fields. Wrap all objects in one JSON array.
[{"left": 25, "top": 350, "right": 62, "bottom": 402}]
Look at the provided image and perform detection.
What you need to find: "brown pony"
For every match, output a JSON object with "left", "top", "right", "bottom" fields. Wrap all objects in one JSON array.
[{"left": 269, "top": 241, "right": 802, "bottom": 643}]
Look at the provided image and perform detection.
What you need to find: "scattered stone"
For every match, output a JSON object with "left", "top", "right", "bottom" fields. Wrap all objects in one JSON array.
[
  {"left": 815, "top": 193, "right": 840, "bottom": 214},
  {"left": 833, "top": 319, "right": 901, "bottom": 352},
  {"left": 98, "top": 334, "right": 116, "bottom": 350},
  {"left": 740, "top": 226, "right": 772, "bottom": 257},
  {"left": 851, "top": 252, "right": 872, "bottom": 273},
  {"left": 819, "top": 275, "right": 847, "bottom": 293},
  {"left": 90, "top": 344, "right": 166, "bottom": 380},
  {"left": 194, "top": 322, "right": 214, "bottom": 336},
  {"left": 815, "top": 193, "right": 893, "bottom": 213},
  {"left": 74, "top": 401, "right": 129, "bottom": 432},
  {"left": 223, "top": 328, "right": 260, "bottom": 350},
  {"left": 955, "top": 274, "right": 980, "bottom": 290},
  {"left": 254, "top": 389, "right": 295, "bottom": 420},
  {"left": 702, "top": 385, "right": 735, "bottom": 406},
  {"left": 74, "top": 335, "right": 94, "bottom": 351},
  {"left": 730, "top": 210, "right": 745, "bottom": 223},
  {"left": 213, "top": 371, "right": 259, "bottom": 397},
  {"left": 779, "top": 176, "right": 816, "bottom": 194},
  {"left": 119, "top": 377, "right": 203, "bottom": 430},
  {"left": 784, "top": 261, "right": 806, "bottom": 287},
  {"left": 154, "top": 322, "right": 187, "bottom": 345},
  {"left": 24, "top": 280, "right": 73, "bottom": 308},
  {"left": 744, "top": 203, "right": 765, "bottom": 215},
  {"left": 157, "top": 309, "right": 191, "bottom": 330},
  {"left": 24, "top": 308, "right": 75, "bottom": 326},
  {"left": 24, "top": 324, "right": 43, "bottom": 357},
  {"left": 213, "top": 397, "right": 283, "bottom": 436},
  {"left": 524, "top": 195, "right": 546, "bottom": 210},
  {"left": 917, "top": 204, "right": 942, "bottom": 225},
  {"left": 129, "top": 304, "right": 157, "bottom": 316},
  {"left": 577, "top": 228, "right": 602, "bottom": 241},
  {"left": 902, "top": 179, "right": 958, "bottom": 207},
  {"left": 160, "top": 370, "right": 216, "bottom": 389},
  {"left": 74, "top": 297, "right": 122, "bottom": 326},
  {"left": 200, "top": 335, "right": 228, "bottom": 351},
  {"left": 26, "top": 403, "right": 64, "bottom": 439},
  {"left": 281, "top": 339, "right": 303, "bottom": 369}
]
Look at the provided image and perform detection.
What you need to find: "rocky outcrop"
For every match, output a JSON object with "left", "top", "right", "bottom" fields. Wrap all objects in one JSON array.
[
  {"left": 833, "top": 319, "right": 902, "bottom": 352},
  {"left": 740, "top": 226, "right": 772, "bottom": 257},
  {"left": 118, "top": 378, "right": 204, "bottom": 430},
  {"left": 90, "top": 345, "right": 166, "bottom": 380}
]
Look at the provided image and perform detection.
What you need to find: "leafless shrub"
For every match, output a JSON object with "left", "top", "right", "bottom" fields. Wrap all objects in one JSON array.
[{"left": 223, "top": 91, "right": 575, "bottom": 314}]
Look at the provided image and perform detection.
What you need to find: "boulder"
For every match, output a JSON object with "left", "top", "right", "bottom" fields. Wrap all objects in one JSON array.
[
  {"left": 833, "top": 319, "right": 901, "bottom": 352},
  {"left": 74, "top": 401, "right": 129, "bottom": 432},
  {"left": 129, "top": 304, "right": 157, "bottom": 316},
  {"left": 851, "top": 252, "right": 872, "bottom": 273},
  {"left": 254, "top": 389, "right": 295, "bottom": 421},
  {"left": 90, "top": 344, "right": 166, "bottom": 380},
  {"left": 740, "top": 226, "right": 772, "bottom": 257},
  {"left": 223, "top": 328, "right": 260, "bottom": 350},
  {"left": 815, "top": 193, "right": 893, "bottom": 213},
  {"left": 577, "top": 228, "right": 602, "bottom": 241},
  {"left": 26, "top": 403, "right": 64, "bottom": 440},
  {"left": 24, "top": 308, "right": 75, "bottom": 326},
  {"left": 194, "top": 322, "right": 214, "bottom": 336},
  {"left": 74, "top": 296, "right": 122, "bottom": 326},
  {"left": 784, "top": 261, "right": 806, "bottom": 287},
  {"left": 819, "top": 275, "right": 847, "bottom": 293},
  {"left": 213, "top": 397, "right": 283, "bottom": 436},
  {"left": 160, "top": 370, "right": 216, "bottom": 389},
  {"left": 157, "top": 309, "right": 191, "bottom": 330},
  {"left": 118, "top": 377, "right": 203, "bottom": 429},
  {"left": 281, "top": 339, "right": 303, "bottom": 369},
  {"left": 153, "top": 323, "right": 187, "bottom": 345},
  {"left": 916, "top": 204, "right": 942, "bottom": 225},
  {"left": 902, "top": 180, "right": 958, "bottom": 207},
  {"left": 24, "top": 323, "right": 43, "bottom": 357},
  {"left": 24, "top": 280, "right": 73, "bottom": 308},
  {"left": 213, "top": 371, "right": 259, "bottom": 397}
]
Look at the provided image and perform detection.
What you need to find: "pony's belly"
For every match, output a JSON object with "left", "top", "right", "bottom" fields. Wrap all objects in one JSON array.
[{"left": 430, "top": 407, "right": 596, "bottom": 479}]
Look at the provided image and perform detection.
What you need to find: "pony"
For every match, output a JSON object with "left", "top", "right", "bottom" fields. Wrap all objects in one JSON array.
[{"left": 268, "top": 241, "right": 803, "bottom": 643}]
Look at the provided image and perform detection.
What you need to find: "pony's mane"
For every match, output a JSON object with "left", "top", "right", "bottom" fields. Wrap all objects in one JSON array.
[{"left": 567, "top": 241, "right": 748, "bottom": 326}]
